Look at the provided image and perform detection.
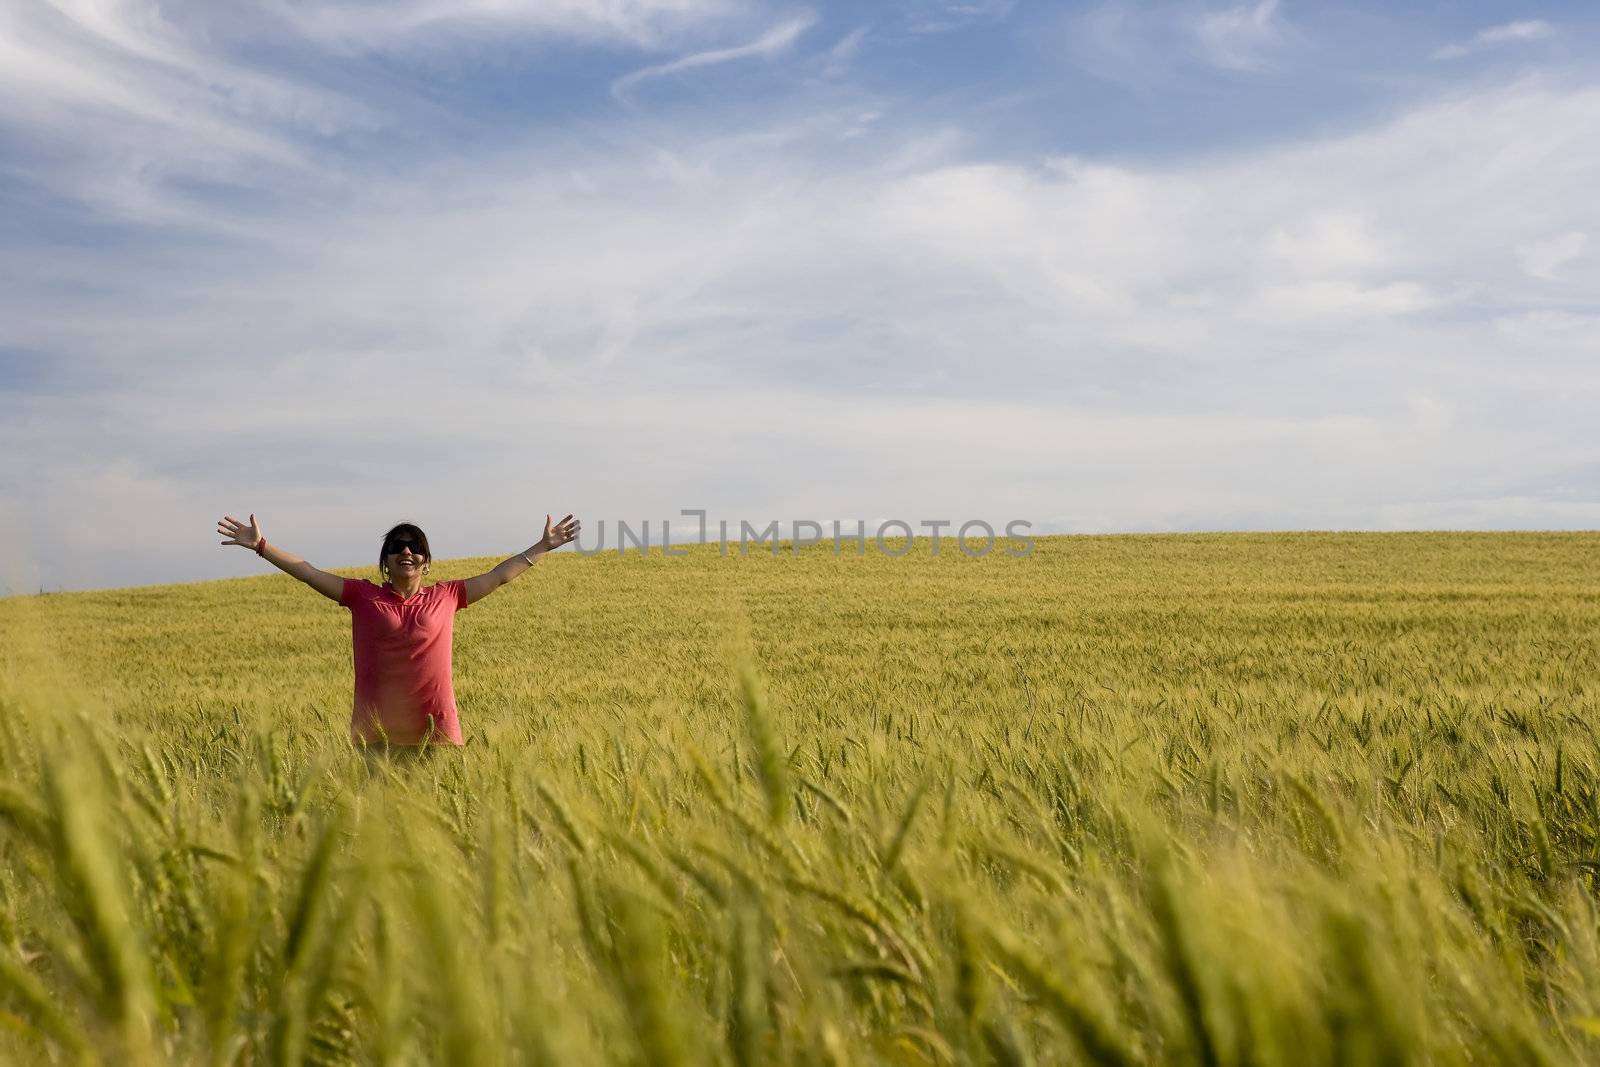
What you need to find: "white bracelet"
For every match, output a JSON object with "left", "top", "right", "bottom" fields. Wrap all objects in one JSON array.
[{"left": 520, "top": 551, "right": 535, "bottom": 566}]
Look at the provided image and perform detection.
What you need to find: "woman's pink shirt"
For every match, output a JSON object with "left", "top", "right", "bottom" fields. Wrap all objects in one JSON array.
[{"left": 340, "top": 578, "right": 468, "bottom": 746}]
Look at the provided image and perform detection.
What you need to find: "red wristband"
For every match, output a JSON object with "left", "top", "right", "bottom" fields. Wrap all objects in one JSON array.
[{"left": 255, "top": 539, "right": 267, "bottom": 557}]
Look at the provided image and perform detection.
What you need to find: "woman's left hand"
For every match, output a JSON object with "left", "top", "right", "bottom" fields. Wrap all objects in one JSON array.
[{"left": 541, "top": 513, "right": 580, "bottom": 552}]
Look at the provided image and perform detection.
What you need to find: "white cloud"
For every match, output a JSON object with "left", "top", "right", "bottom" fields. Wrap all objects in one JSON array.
[
  {"left": 0, "top": 0, "right": 760, "bottom": 228},
  {"left": 1264, "top": 212, "right": 1389, "bottom": 274},
  {"left": 278, "top": 0, "right": 746, "bottom": 51},
  {"left": 902, "top": 0, "right": 1016, "bottom": 36},
  {"left": 1066, "top": 0, "right": 1290, "bottom": 84},
  {"left": 611, "top": 12, "right": 816, "bottom": 100},
  {"left": 820, "top": 25, "right": 869, "bottom": 77},
  {"left": 1433, "top": 19, "right": 1554, "bottom": 61},
  {"left": 1192, "top": 0, "right": 1282, "bottom": 71},
  {"left": 1516, "top": 231, "right": 1586, "bottom": 280},
  {"left": 0, "top": 3, "right": 372, "bottom": 137},
  {"left": 0, "top": 1, "right": 375, "bottom": 228},
  {"left": 1479, "top": 20, "right": 1555, "bottom": 46},
  {"left": 4, "top": 11, "right": 1600, "bottom": 588}
]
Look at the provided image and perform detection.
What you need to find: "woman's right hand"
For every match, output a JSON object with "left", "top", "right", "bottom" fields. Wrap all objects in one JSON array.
[{"left": 217, "top": 513, "right": 263, "bottom": 550}]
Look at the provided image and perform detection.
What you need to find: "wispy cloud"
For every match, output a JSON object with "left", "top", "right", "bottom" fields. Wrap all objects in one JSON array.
[
  {"left": 820, "top": 25, "right": 869, "bottom": 76},
  {"left": 1517, "top": 231, "right": 1587, "bottom": 280},
  {"left": 902, "top": 0, "right": 1016, "bottom": 36},
  {"left": 0, "top": 1, "right": 374, "bottom": 229},
  {"left": 611, "top": 12, "right": 816, "bottom": 100},
  {"left": 1433, "top": 19, "right": 1555, "bottom": 61},
  {"left": 279, "top": 0, "right": 746, "bottom": 51},
  {"left": 3, "top": 4, "right": 1600, "bottom": 591},
  {"left": 7, "top": 74, "right": 1600, "bottom": 589},
  {"left": 1192, "top": 0, "right": 1283, "bottom": 71},
  {"left": 1069, "top": 0, "right": 1290, "bottom": 84},
  {"left": 0, "top": 0, "right": 756, "bottom": 227},
  {"left": 1066, "top": 2, "right": 1167, "bottom": 86}
]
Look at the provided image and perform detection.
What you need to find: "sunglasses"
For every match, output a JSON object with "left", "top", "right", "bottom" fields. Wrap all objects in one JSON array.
[{"left": 384, "top": 539, "right": 426, "bottom": 556}]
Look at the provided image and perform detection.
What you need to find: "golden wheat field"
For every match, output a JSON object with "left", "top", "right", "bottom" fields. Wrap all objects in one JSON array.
[{"left": 1, "top": 531, "right": 1598, "bottom": 1065}]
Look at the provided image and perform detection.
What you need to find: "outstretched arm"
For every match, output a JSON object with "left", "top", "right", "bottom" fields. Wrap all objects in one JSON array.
[
  {"left": 462, "top": 513, "right": 580, "bottom": 607},
  {"left": 217, "top": 513, "right": 344, "bottom": 604}
]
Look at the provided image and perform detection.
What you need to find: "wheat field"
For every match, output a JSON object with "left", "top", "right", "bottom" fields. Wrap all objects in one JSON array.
[{"left": 1, "top": 532, "right": 1598, "bottom": 1065}]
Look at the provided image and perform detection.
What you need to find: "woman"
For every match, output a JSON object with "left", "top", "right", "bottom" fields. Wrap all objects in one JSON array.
[{"left": 216, "top": 512, "right": 580, "bottom": 749}]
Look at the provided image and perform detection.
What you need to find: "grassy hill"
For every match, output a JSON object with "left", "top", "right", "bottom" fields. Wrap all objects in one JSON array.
[{"left": 1, "top": 533, "right": 1598, "bottom": 1064}]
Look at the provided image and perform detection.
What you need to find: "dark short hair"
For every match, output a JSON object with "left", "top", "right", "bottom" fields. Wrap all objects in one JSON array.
[{"left": 379, "top": 522, "right": 431, "bottom": 577}]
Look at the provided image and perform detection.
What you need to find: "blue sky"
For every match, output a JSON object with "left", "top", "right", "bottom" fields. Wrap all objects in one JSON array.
[{"left": 2, "top": 0, "right": 1598, "bottom": 591}]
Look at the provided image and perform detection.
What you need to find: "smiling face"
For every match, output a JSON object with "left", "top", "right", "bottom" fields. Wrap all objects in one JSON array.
[
  {"left": 378, "top": 523, "right": 432, "bottom": 582},
  {"left": 387, "top": 540, "right": 425, "bottom": 574}
]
